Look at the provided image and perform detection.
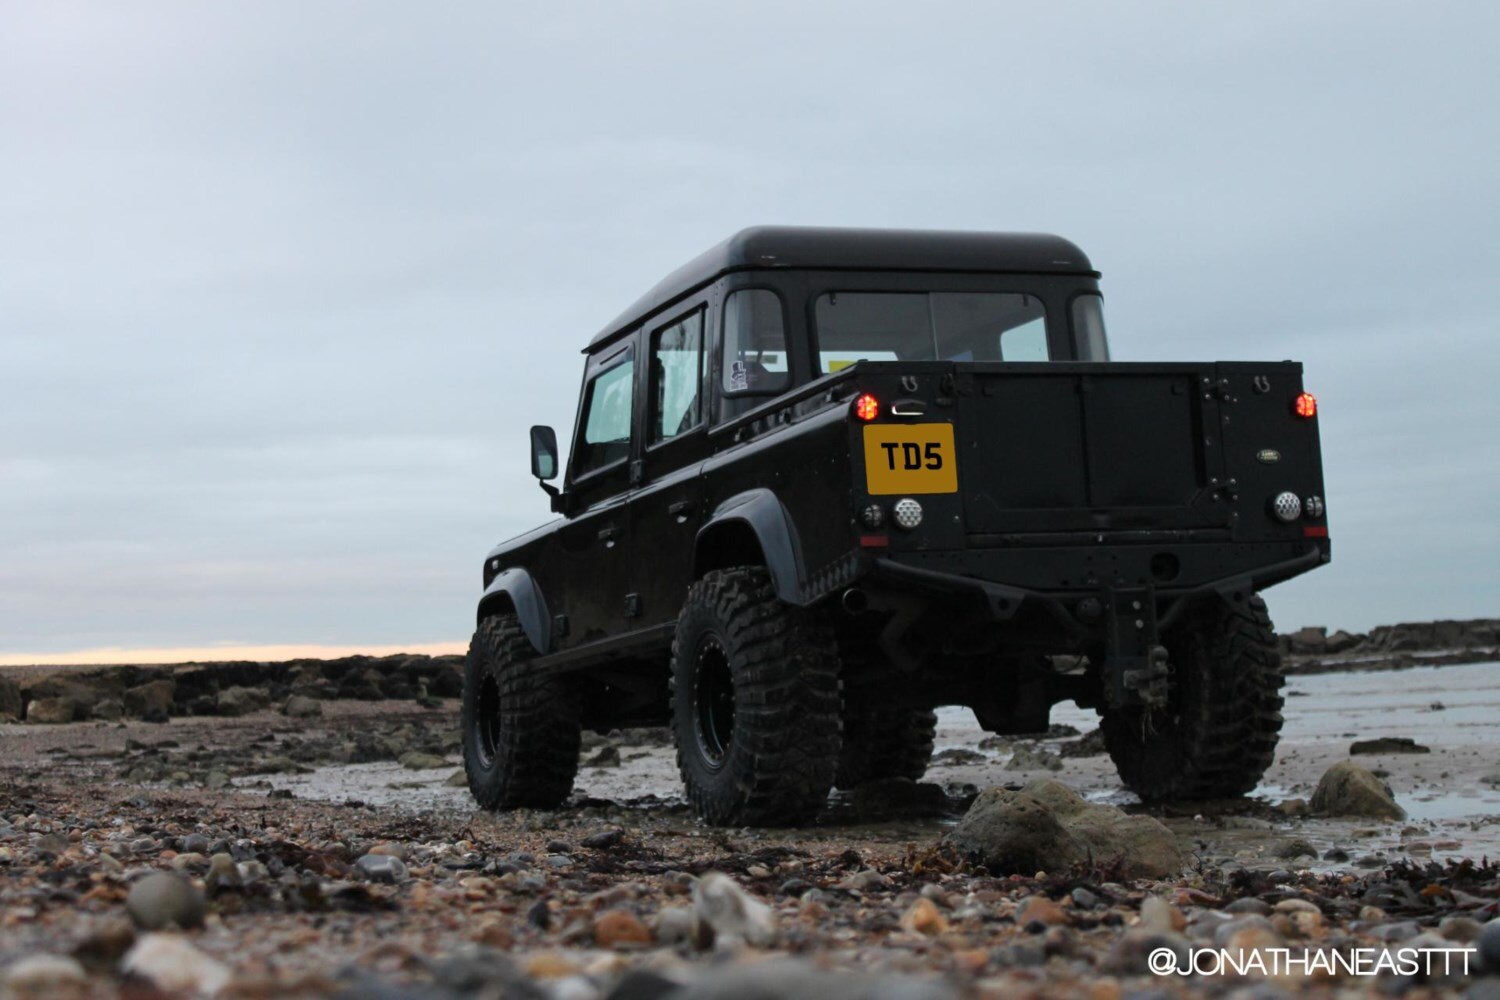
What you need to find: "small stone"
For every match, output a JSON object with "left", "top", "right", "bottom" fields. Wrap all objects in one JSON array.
[
  {"left": 593, "top": 909, "right": 652, "bottom": 948},
  {"left": 3, "top": 954, "right": 89, "bottom": 998},
  {"left": 1437, "top": 915, "right": 1482, "bottom": 943},
  {"left": 1005, "top": 744, "right": 1064, "bottom": 771},
  {"left": 1139, "top": 896, "right": 1185, "bottom": 932},
  {"left": 445, "top": 769, "right": 468, "bottom": 787},
  {"left": 1479, "top": 920, "right": 1500, "bottom": 971},
  {"left": 1349, "top": 737, "right": 1430, "bottom": 755},
  {"left": 1070, "top": 887, "right": 1100, "bottom": 910},
  {"left": 1275, "top": 838, "right": 1318, "bottom": 860},
  {"left": 900, "top": 896, "right": 950, "bottom": 936},
  {"left": 525, "top": 953, "right": 582, "bottom": 979},
  {"left": 125, "top": 872, "right": 207, "bottom": 930},
  {"left": 1369, "top": 921, "right": 1421, "bottom": 942},
  {"left": 398, "top": 750, "right": 447, "bottom": 769},
  {"left": 180, "top": 834, "right": 209, "bottom": 854},
  {"left": 692, "top": 872, "right": 775, "bottom": 947},
  {"left": 581, "top": 829, "right": 624, "bottom": 850},
  {"left": 204, "top": 770, "right": 230, "bottom": 790},
  {"left": 472, "top": 918, "right": 513, "bottom": 949},
  {"left": 585, "top": 745, "right": 621, "bottom": 768},
  {"left": 354, "top": 853, "right": 408, "bottom": 883},
  {"left": 1016, "top": 895, "right": 1068, "bottom": 930},
  {"left": 835, "top": 869, "right": 891, "bottom": 892},
  {"left": 1102, "top": 929, "right": 1191, "bottom": 975},
  {"left": 1224, "top": 897, "right": 1271, "bottom": 916},
  {"left": 122, "top": 933, "right": 231, "bottom": 996},
  {"left": 1274, "top": 898, "right": 1319, "bottom": 914},
  {"left": 652, "top": 907, "right": 705, "bottom": 949},
  {"left": 205, "top": 853, "right": 241, "bottom": 892},
  {"left": 70, "top": 917, "right": 136, "bottom": 975}
]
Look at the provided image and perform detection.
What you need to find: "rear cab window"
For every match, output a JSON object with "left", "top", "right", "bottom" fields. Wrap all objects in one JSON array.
[{"left": 813, "top": 291, "right": 1049, "bottom": 371}]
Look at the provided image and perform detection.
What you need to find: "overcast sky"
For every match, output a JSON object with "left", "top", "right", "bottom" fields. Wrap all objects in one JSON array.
[{"left": 2, "top": 2, "right": 1497, "bottom": 662}]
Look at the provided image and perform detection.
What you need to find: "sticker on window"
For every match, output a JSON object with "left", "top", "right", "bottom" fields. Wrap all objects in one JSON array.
[{"left": 729, "top": 360, "right": 749, "bottom": 391}]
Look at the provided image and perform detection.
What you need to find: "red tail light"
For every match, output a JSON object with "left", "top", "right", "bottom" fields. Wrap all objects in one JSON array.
[
  {"left": 1294, "top": 392, "right": 1318, "bottom": 419},
  {"left": 853, "top": 393, "right": 880, "bottom": 422}
]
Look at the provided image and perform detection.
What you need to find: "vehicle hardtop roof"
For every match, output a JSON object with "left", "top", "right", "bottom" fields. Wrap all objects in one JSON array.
[{"left": 587, "top": 225, "right": 1095, "bottom": 350}]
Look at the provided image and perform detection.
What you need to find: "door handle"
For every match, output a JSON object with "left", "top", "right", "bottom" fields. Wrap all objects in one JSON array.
[
  {"left": 668, "top": 500, "right": 697, "bottom": 518},
  {"left": 597, "top": 526, "right": 620, "bottom": 543}
]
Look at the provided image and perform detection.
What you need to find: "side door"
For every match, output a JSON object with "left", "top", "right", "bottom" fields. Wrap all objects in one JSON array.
[
  {"left": 550, "top": 338, "right": 638, "bottom": 646},
  {"left": 630, "top": 301, "right": 712, "bottom": 625}
]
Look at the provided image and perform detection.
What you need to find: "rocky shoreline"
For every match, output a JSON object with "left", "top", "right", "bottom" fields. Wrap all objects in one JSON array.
[
  {"left": 1, "top": 617, "right": 1494, "bottom": 727},
  {"left": 1, "top": 706, "right": 1498, "bottom": 999}
]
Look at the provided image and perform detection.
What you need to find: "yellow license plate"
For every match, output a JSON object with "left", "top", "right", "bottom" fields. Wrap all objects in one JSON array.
[{"left": 863, "top": 423, "right": 958, "bottom": 495}]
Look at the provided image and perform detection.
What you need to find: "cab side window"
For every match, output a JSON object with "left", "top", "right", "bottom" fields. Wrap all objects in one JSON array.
[
  {"left": 573, "top": 350, "right": 634, "bottom": 478},
  {"left": 721, "top": 289, "right": 789, "bottom": 396},
  {"left": 650, "top": 310, "right": 704, "bottom": 443}
]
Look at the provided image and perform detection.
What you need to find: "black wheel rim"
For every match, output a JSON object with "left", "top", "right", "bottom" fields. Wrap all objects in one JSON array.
[
  {"left": 476, "top": 673, "right": 502, "bottom": 767},
  {"left": 694, "top": 636, "right": 734, "bottom": 771}
]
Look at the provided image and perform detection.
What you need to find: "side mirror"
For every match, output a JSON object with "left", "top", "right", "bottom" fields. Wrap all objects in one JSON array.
[{"left": 530, "top": 425, "right": 559, "bottom": 481}]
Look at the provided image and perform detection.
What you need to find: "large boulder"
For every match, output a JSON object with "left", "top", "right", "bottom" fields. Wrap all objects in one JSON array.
[
  {"left": 124, "top": 679, "right": 176, "bottom": 719},
  {"left": 216, "top": 686, "right": 270, "bottom": 717},
  {"left": 950, "top": 779, "right": 1185, "bottom": 879},
  {"left": 26, "top": 696, "right": 79, "bottom": 724},
  {"left": 0, "top": 675, "right": 21, "bottom": 721},
  {"left": 1324, "top": 630, "right": 1363, "bottom": 654},
  {"left": 1285, "top": 626, "right": 1327, "bottom": 655},
  {"left": 1309, "top": 761, "right": 1405, "bottom": 820}
]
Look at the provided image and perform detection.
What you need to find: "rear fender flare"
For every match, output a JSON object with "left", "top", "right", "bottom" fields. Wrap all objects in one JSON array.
[
  {"left": 477, "top": 567, "right": 550, "bottom": 655},
  {"left": 694, "top": 488, "right": 807, "bottom": 605}
]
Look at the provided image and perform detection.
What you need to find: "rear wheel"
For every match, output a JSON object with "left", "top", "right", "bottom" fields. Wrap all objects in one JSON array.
[
  {"left": 462, "top": 615, "right": 580, "bottom": 809},
  {"left": 671, "top": 567, "right": 841, "bottom": 826},
  {"left": 835, "top": 704, "right": 937, "bottom": 789},
  {"left": 1102, "top": 595, "right": 1283, "bottom": 801}
]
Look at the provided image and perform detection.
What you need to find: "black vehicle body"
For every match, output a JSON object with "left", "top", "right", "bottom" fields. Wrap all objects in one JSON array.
[{"left": 472, "top": 227, "right": 1329, "bottom": 819}]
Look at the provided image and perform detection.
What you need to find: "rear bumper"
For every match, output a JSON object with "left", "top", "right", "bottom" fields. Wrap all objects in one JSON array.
[{"left": 865, "top": 538, "right": 1327, "bottom": 627}]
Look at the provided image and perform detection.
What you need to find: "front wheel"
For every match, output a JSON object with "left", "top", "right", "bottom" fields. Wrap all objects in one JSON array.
[
  {"left": 1102, "top": 594, "right": 1284, "bottom": 801},
  {"left": 462, "top": 615, "right": 580, "bottom": 810},
  {"left": 671, "top": 567, "right": 842, "bottom": 826}
]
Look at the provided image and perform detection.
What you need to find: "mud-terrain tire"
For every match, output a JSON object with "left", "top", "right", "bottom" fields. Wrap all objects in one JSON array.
[
  {"left": 835, "top": 705, "right": 938, "bottom": 789},
  {"left": 462, "top": 614, "right": 580, "bottom": 810},
  {"left": 671, "top": 567, "right": 841, "bottom": 826},
  {"left": 1102, "top": 595, "right": 1283, "bottom": 801}
]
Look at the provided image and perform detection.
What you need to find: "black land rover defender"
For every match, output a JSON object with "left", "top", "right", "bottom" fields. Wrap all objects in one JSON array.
[{"left": 463, "top": 227, "right": 1329, "bottom": 826}]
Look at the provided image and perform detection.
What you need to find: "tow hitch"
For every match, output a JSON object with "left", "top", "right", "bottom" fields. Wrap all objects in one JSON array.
[{"left": 1101, "top": 588, "right": 1171, "bottom": 711}]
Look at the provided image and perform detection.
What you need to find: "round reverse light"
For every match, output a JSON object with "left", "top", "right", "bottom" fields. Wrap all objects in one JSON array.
[
  {"left": 1269, "top": 491, "right": 1302, "bottom": 522},
  {"left": 892, "top": 498, "right": 923, "bottom": 530},
  {"left": 860, "top": 504, "right": 886, "bottom": 529},
  {"left": 1304, "top": 495, "right": 1325, "bottom": 519}
]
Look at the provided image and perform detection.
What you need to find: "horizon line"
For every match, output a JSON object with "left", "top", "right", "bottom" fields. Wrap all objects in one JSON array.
[{"left": 0, "top": 641, "right": 469, "bottom": 667}]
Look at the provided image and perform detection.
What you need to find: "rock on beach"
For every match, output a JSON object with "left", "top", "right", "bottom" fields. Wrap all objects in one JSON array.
[
  {"left": 950, "top": 779, "right": 1186, "bottom": 878},
  {"left": 1308, "top": 761, "right": 1406, "bottom": 819}
]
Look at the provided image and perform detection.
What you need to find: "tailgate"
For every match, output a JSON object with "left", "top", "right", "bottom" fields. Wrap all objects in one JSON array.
[{"left": 953, "top": 362, "right": 1311, "bottom": 538}]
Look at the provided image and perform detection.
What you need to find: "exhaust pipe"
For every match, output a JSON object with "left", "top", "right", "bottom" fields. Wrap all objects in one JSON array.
[{"left": 841, "top": 588, "right": 869, "bottom": 614}]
